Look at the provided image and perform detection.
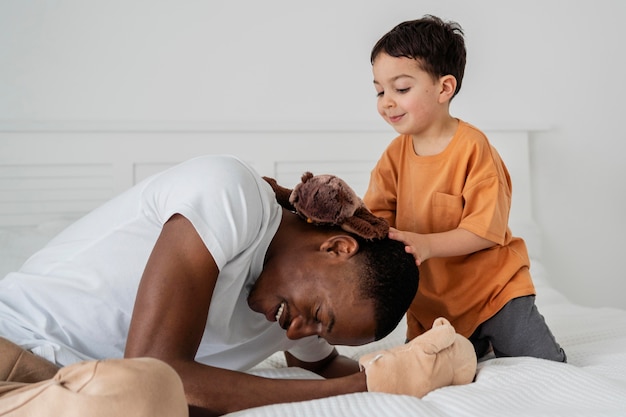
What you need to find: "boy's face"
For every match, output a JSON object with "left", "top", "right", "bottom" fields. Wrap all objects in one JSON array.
[
  {"left": 247, "top": 253, "right": 377, "bottom": 346},
  {"left": 372, "top": 53, "right": 444, "bottom": 136}
]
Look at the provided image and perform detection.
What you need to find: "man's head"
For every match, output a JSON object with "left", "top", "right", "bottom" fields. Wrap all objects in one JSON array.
[
  {"left": 247, "top": 218, "right": 418, "bottom": 346},
  {"left": 370, "top": 15, "right": 466, "bottom": 98}
]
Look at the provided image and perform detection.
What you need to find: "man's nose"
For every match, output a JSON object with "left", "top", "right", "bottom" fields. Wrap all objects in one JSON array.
[{"left": 285, "top": 316, "right": 322, "bottom": 340}]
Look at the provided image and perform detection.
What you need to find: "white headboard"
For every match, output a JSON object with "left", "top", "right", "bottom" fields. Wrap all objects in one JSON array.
[{"left": 0, "top": 123, "right": 540, "bottom": 256}]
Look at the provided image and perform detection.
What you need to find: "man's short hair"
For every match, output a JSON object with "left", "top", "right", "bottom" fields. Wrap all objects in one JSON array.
[{"left": 356, "top": 237, "right": 419, "bottom": 340}]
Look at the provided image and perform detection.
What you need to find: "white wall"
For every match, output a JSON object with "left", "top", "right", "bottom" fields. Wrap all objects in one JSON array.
[{"left": 1, "top": 0, "right": 625, "bottom": 309}]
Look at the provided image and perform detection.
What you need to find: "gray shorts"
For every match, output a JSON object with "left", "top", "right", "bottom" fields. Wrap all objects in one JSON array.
[{"left": 469, "top": 295, "right": 567, "bottom": 362}]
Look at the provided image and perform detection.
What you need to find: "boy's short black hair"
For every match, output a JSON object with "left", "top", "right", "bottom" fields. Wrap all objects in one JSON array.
[
  {"left": 356, "top": 237, "right": 419, "bottom": 340},
  {"left": 371, "top": 15, "right": 466, "bottom": 98}
]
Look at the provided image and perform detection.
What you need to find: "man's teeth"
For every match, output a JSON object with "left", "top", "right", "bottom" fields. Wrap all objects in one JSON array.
[{"left": 275, "top": 302, "right": 285, "bottom": 322}]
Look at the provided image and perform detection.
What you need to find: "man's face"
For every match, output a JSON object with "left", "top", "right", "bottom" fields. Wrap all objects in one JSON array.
[{"left": 247, "top": 259, "right": 377, "bottom": 346}]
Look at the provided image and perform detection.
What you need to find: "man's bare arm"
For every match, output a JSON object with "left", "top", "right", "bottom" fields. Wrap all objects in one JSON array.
[
  {"left": 285, "top": 349, "right": 362, "bottom": 379},
  {"left": 125, "top": 214, "right": 366, "bottom": 416}
]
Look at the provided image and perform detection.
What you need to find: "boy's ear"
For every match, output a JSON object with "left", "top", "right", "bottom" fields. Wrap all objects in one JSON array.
[
  {"left": 320, "top": 235, "right": 359, "bottom": 258},
  {"left": 438, "top": 75, "right": 457, "bottom": 103}
]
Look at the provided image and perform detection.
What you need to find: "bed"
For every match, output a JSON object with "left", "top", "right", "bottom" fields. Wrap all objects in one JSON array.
[{"left": 1, "top": 125, "right": 626, "bottom": 416}]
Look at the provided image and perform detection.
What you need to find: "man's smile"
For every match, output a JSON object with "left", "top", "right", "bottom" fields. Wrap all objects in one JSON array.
[{"left": 275, "top": 301, "right": 286, "bottom": 327}]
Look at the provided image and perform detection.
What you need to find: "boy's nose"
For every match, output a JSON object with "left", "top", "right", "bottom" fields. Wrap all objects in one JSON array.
[
  {"left": 381, "top": 95, "right": 395, "bottom": 109},
  {"left": 285, "top": 316, "right": 322, "bottom": 340}
]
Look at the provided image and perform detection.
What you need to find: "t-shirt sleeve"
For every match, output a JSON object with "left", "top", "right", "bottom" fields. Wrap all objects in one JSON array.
[
  {"left": 363, "top": 139, "right": 402, "bottom": 226},
  {"left": 141, "top": 155, "right": 269, "bottom": 269}
]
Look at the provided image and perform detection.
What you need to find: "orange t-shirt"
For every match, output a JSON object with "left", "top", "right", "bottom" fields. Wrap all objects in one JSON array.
[{"left": 364, "top": 121, "right": 536, "bottom": 339}]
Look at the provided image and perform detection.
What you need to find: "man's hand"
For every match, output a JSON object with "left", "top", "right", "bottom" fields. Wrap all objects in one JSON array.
[{"left": 285, "top": 349, "right": 361, "bottom": 379}]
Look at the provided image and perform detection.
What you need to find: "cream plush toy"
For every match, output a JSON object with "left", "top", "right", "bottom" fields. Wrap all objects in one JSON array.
[{"left": 359, "top": 317, "right": 477, "bottom": 398}]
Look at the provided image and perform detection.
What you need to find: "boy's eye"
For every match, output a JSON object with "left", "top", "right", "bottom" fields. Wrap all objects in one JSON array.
[
  {"left": 397, "top": 87, "right": 410, "bottom": 94},
  {"left": 376, "top": 91, "right": 384, "bottom": 98}
]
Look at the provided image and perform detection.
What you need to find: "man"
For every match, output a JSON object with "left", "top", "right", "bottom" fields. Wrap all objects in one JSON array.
[{"left": 0, "top": 155, "right": 418, "bottom": 416}]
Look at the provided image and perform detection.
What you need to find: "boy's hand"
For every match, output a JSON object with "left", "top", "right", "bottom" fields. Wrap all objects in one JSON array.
[
  {"left": 388, "top": 227, "right": 430, "bottom": 266},
  {"left": 388, "top": 227, "right": 497, "bottom": 266}
]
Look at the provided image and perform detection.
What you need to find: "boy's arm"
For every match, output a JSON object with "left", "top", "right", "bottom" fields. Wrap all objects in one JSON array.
[
  {"left": 389, "top": 227, "right": 495, "bottom": 266},
  {"left": 125, "top": 214, "right": 366, "bottom": 416}
]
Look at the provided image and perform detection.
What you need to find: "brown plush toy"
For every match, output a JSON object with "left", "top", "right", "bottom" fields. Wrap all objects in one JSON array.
[
  {"left": 358, "top": 317, "right": 477, "bottom": 398},
  {"left": 263, "top": 172, "right": 389, "bottom": 240}
]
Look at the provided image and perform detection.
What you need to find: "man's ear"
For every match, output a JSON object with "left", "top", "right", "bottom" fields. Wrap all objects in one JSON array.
[
  {"left": 320, "top": 235, "right": 359, "bottom": 258},
  {"left": 438, "top": 75, "right": 457, "bottom": 103}
]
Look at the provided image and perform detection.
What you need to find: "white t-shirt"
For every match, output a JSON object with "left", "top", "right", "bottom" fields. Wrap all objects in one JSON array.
[{"left": 0, "top": 155, "right": 333, "bottom": 369}]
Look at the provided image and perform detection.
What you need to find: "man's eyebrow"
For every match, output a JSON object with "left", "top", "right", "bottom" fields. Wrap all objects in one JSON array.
[{"left": 326, "top": 311, "right": 336, "bottom": 334}]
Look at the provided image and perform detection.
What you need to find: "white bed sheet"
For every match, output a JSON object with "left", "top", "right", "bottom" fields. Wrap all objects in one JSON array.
[{"left": 2, "top": 223, "right": 626, "bottom": 416}]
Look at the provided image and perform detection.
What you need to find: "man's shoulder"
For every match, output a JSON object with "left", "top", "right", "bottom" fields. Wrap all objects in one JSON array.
[{"left": 180, "top": 154, "right": 250, "bottom": 174}]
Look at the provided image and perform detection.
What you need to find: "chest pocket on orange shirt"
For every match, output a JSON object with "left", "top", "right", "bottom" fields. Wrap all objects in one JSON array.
[{"left": 431, "top": 192, "right": 463, "bottom": 232}]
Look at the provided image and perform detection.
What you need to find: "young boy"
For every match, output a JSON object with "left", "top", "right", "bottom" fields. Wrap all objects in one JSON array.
[{"left": 363, "top": 15, "right": 566, "bottom": 362}]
